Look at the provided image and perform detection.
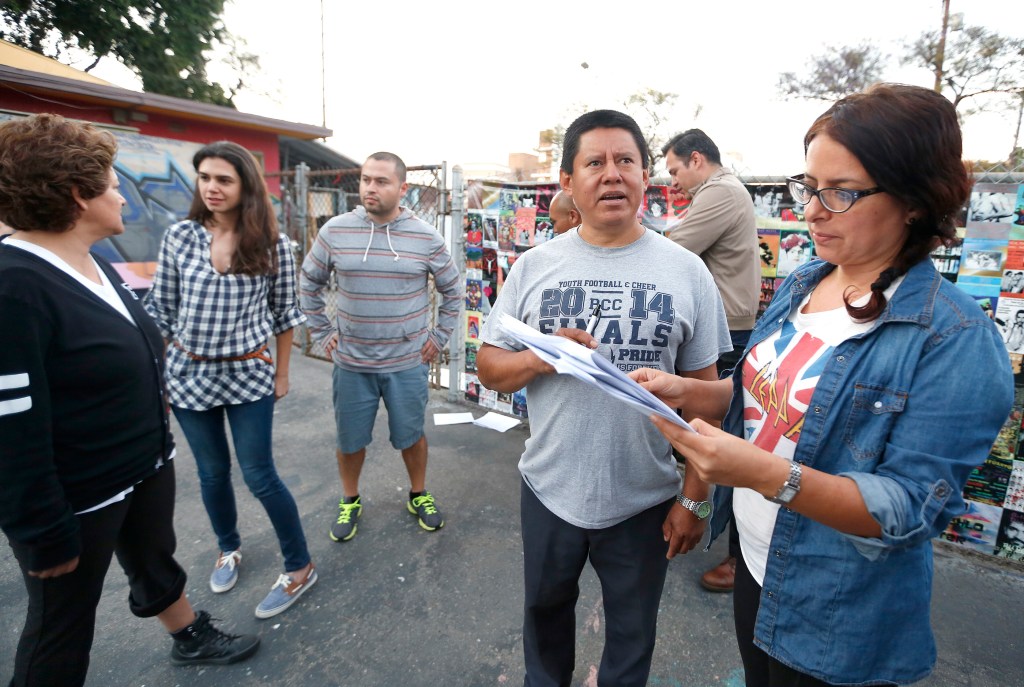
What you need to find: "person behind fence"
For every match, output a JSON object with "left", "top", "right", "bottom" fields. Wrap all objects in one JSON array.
[
  {"left": 145, "top": 140, "right": 317, "bottom": 620},
  {"left": 631, "top": 83, "right": 1014, "bottom": 687},
  {"left": 299, "top": 152, "right": 462, "bottom": 543},
  {"left": 662, "top": 127, "right": 759, "bottom": 594},
  {"left": 0, "top": 114, "right": 261, "bottom": 687},
  {"left": 476, "top": 109, "right": 731, "bottom": 687},
  {"left": 548, "top": 190, "right": 581, "bottom": 235}
]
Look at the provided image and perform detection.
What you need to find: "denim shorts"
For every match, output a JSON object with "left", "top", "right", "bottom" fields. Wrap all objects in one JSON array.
[{"left": 332, "top": 363, "right": 429, "bottom": 454}]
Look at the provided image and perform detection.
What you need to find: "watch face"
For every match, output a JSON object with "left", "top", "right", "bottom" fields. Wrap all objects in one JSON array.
[{"left": 697, "top": 501, "right": 712, "bottom": 519}]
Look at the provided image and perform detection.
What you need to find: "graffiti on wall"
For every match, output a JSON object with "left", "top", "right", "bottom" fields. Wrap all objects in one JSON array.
[
  {"left": 0, "top": 113, "right": 201, "bottom": 288},
  {"left": 104, "top": 131, "right": 202, "bottom": 287}
]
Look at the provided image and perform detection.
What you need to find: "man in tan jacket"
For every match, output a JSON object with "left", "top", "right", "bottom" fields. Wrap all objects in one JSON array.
[{"left": 663, "top": 129, "right": 759, "bottom": 593}]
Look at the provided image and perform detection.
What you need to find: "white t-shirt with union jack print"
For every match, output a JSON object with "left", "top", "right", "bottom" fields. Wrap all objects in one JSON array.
[{"left": 734, "top": 279, "right": 901, "bottom": 585}]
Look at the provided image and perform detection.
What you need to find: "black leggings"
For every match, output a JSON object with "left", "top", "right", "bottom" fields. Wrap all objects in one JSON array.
[
  {"left": 733, "top": 549, "right": 835, "bottom": 687},
  {"left": 8, "top": 463, "right": 187, "bottom": 687}
]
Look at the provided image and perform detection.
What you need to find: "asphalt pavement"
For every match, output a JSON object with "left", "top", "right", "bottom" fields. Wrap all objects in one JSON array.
[{"left": 2, "top": 352, "right": 1022, "bottom": 686}]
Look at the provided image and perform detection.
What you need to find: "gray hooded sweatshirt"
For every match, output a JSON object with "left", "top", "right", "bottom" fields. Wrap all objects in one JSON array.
[{"left": 299, "top": 206, "right": 462, "bottom": 372}]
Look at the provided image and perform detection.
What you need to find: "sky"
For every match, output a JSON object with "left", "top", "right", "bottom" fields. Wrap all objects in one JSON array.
[{"left": 88, "top": 0, "right": 1024, "bottom": 177}]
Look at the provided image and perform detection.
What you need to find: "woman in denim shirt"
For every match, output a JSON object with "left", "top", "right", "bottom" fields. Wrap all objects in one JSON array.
[{"left": 633, "top": 84, "right": 1013, "bottom": 686}]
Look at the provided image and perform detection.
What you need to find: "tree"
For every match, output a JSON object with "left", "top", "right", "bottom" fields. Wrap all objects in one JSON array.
[
  {"left": 537, "top": 125, "right": 565, "bottom": 175},
  {"left": 541, "top": 88, "right": 680, "bottom": 174},
  {"left": 1011, "top": 90, "right": 1024, "bottom": 164},
  {"left": 903, "top": 25, "right": 1024, "bottom": 116},
  {"left": 623, "top": 87, "right": 678, "bottom": 171},
  {"left": 777, "top": 43, "right": 886, "bottom": 102},
  {"left": 0, "top": 0, "right": 257, "bottom": 107}
]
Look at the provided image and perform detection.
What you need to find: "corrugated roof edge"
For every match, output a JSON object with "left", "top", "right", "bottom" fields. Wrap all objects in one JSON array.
[{"left": 0, "top": 64, "right": 332, "bottom": 140}]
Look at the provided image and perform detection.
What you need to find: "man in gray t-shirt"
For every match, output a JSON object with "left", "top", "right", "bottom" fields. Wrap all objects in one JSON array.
[{"left": 477, "top": 109, "right": 730, "bottom": 687}]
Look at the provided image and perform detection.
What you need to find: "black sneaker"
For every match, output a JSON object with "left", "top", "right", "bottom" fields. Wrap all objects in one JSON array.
[
  {"left": 329, "top": 495, "right": 362, "bottom": 542},
  {"left": 407, "top": 491, "right": 444, "bottom": 531},
  {"left": 170, "top": 610, "right": 260, "bottom": 666}
]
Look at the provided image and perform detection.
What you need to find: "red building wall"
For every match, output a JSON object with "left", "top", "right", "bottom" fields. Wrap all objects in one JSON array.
[
  {"left": 1, "top": 90, "right": 290, "bottom": 287},
  {"left": 0, "top": 90, "right": 282, "bottom": 191}
]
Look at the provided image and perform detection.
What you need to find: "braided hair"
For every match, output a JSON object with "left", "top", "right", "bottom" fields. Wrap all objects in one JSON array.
[{"left": 803, "top": 84, "right": 971, "bottom": 321}]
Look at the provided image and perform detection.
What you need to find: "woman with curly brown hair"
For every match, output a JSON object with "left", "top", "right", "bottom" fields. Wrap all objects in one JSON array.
[
  {"left": 633, "top": 84, "right": 1014, "bottom": 686},
  {"left": 0, "top": 114, "right": 259, "bottom": 687}
]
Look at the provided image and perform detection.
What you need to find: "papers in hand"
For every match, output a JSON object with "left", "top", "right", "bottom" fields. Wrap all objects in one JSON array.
[{"left": 498, "top": 314, "right": 694, "bottom": 431}]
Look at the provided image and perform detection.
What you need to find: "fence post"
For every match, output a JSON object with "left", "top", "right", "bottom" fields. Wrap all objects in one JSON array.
[
  {"left": 447, "top": 165, "right": 465, "bottom": 403},
  {"left": 294, "top": 163, "right": 310, "bottom": 354},
  {"left": 296, "top": 162, "right": 309, "bottom": 257}
]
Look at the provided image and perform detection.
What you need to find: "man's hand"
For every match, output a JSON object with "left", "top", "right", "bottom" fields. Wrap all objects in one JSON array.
[
  {"left": 324, "top": 333, "right": 339, "bottom": 357},
  {"left": 552, "top": 327, "right": 599, "bottom": 350},
  {"left": 29, "top": 556, "right": 79, "bottom": 579},
  {"left": 421, "top": 338, "right": 440, "bottom": 363},
  {"left": 663, "top": 503, "right": 706, "bottom": 560}
]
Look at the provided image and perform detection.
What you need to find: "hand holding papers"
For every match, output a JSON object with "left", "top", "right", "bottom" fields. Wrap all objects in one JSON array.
[{"left": 498, "top": 314, "right": 694, "bottom": 431}]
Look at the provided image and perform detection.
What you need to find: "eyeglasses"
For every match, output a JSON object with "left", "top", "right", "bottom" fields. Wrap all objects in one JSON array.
[{"left": 787, "top": 174, "right": 884, "bottom": 214}]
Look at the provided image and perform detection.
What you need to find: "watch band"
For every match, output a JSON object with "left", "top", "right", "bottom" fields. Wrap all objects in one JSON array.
[
  {"left": 768, "top": 461, "right": 802, "bottom": 505},
  {"left": 676, "top": 494, "right": 711, "bottom": 520}
]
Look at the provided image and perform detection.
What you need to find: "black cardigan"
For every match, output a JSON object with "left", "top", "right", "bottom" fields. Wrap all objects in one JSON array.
[{"left": 0, "top": 239, "right": 174, "bottom": 571}]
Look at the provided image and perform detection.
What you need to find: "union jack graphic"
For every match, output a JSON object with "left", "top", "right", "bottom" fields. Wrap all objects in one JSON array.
[{"left": 741, "top": 321, "right": 831, "bottom": 453}]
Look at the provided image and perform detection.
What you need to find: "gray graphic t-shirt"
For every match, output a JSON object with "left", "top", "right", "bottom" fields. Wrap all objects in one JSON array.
[{"left": 481, "top": 228, "right": 731, "bottom": 528}]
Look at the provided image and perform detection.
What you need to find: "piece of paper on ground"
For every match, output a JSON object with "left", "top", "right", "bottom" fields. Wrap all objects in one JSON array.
[{"left": 473, "top": 411, "right": 521, "bottom": 432}]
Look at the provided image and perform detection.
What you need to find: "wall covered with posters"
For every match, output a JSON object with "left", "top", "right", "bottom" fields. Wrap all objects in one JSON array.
[
  {"left": 459, "top": 177, "right": 1024, "bottom": 564},
  {"left": 460, "top": 179, "right": 690, "bottom": 417},
  {"left": 747, "top": 183, "right": 811, "bottom": 318},
  {"left": 933, "top": 182, "right": 1024, "bottom": 563},
  {"left": 462, "top": 180, "right": 554, "bottom": 416}
]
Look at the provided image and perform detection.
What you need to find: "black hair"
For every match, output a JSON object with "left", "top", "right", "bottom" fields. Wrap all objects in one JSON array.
[
  {"left": 805, "top": 83, "right": 971, "bottom": 321},
  {"left": 662, "top": 129, "right": 722, "bottom": 166},
  {"left": 365, "top": 151, "right": 407, "bottom": 183},
  {"left": 560, "top": 109, "right": 649, "bottom": 174}
]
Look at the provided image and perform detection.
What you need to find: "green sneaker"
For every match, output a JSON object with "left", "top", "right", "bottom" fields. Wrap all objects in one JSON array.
[
  {"left": 329, "top": 496, "right": 361, "bottom": 542},
  {"left": 407, "top": 491, "right": 444, "bottom": 531}
]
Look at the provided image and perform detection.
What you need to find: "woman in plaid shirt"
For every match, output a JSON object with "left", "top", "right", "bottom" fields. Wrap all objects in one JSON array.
[{"left": 146, "top": 141, "right": 316, "bottom": 619}]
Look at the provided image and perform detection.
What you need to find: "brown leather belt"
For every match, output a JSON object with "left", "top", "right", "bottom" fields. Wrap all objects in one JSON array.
[{"left": 174, "top": 342, "right": 273, "bottom": 365}]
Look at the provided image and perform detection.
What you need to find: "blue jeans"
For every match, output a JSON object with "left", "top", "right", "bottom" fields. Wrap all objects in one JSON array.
[{"left": 172, "top": 395, "right": 310, "bottom": 572}]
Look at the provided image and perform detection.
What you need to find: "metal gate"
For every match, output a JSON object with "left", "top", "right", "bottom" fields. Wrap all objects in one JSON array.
[{"left": 268, "top": 162, "right": 451, "bottom": 389}]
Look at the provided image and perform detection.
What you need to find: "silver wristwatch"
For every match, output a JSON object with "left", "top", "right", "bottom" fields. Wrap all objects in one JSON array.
[
  {"left": 676, "top": 494, "right": 712, "bottom": 520},
  {"left": 768, "top": 461, "right": 802, "bottom": 505}
]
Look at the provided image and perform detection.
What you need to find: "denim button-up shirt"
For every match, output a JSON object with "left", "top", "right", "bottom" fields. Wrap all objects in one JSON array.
[{"left": 708, "top": 257, "right": 1013, "bottom": 686}]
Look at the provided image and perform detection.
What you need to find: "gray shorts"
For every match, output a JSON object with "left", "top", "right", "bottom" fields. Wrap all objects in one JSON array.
[{"left": 332, "top": 364, "right": 429, "bottom": 454}]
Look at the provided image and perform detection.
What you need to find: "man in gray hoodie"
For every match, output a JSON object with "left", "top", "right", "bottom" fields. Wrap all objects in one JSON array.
[{"left": 299, "top": 152, "right": 462, "bottom": 543}]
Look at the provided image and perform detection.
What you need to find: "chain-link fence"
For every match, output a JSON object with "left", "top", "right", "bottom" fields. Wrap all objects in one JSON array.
[
  {"left": 269, "top": 163, "right": 450, "bottom": 388},
  {"left": 973, "top": 159, "right": 1024, "bottom": 185}
]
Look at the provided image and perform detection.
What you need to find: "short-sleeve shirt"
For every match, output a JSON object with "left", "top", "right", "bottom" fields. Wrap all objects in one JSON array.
[{"left": 480, "top": 228, "right": 731, "bottom": 528}]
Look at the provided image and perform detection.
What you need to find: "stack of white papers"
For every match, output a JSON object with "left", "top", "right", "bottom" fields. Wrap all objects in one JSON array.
[{"left": 498, "top": 314, "right": 693, "bottom": 431}]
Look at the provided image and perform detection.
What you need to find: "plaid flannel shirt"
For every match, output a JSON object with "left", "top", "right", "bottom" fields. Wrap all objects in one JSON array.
[{"left": 145, "top": 220, "right": 305, "bottom": 410}]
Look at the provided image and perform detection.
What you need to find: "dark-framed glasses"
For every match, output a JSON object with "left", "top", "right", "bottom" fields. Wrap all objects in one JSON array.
[{"left": 787, "top": 174, "right": 884, "bottom": 214}]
